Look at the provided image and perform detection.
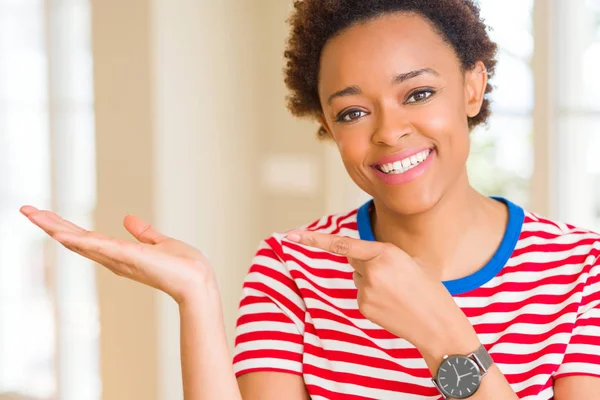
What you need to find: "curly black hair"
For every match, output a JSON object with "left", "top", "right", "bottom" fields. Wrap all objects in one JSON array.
[{"left": 283, "top": 0, "right": 498, "bottom": 138}]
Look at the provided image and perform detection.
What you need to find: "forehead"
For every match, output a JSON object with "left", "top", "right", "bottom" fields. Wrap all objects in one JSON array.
[{"left": 318, "top": 13, "right": 459, "bottom": 96}]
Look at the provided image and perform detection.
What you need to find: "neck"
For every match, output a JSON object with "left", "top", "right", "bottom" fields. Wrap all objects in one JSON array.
[{"left": 371, "top": 172, "right": 508, "bottom": 281}]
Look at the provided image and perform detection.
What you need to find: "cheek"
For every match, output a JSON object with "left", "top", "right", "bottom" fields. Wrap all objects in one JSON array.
[
  {"left": 415, "top": 99, "right": 471, "bottom": 158},
  {"left": 418, "top": 96, "right": 464, "bottom": 132},
  {"left": 419, "top": 110, "right": 451, "bottom": 134},
  {"left": 335, "top": 130, "right": 371, "bottom": 167}
]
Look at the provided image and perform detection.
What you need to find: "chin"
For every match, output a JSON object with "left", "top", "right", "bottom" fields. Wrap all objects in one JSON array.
[{"left": 375, "top": 185, "right": 443, "bottom": 216}]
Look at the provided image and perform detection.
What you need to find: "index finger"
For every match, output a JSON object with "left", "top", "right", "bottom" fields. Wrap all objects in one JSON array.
[{"left": 285, "top": 230, "right": 382, "bottom": 262}]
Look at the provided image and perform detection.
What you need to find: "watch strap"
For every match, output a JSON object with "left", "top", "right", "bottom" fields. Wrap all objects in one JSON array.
[{"left": 471, "top": 345, "right": 493, "bottom": 375}]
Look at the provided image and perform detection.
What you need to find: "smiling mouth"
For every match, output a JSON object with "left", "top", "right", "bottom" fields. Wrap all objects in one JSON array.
[{"left": 375, "top": 148, "right": 434, "bottom": 175}]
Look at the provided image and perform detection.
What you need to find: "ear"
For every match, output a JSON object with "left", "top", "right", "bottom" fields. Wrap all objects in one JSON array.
[
  {"left": 318, "top": 114, "right": 335, "bottom": 140},
  {"left": 464, "top": 61, "right": 488, "bottom": 118}
]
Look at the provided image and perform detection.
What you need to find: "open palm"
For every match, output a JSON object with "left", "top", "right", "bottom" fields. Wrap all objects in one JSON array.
[{"left": 20, "top": 205, "right": 212, "bottom": 304}]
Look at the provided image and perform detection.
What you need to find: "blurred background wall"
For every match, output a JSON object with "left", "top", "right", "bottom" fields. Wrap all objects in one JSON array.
[{"left": 0, "top": 0, "right": 599, "bottom": 399}]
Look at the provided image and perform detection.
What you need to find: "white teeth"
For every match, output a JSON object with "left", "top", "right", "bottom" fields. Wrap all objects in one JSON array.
[{"left": 377, "top": 149, "right": 432, "bottom": 175}]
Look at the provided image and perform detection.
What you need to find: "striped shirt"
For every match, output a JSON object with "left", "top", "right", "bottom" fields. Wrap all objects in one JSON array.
[{"left": 233, "top": 197, "right": 600, "bottom": 399}]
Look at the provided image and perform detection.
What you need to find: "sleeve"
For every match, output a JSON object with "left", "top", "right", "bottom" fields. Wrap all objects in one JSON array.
[
  {"left": 232, "top": 236, "right": 306, "bottom": 378},
  {"left": 555, "top": 251, "right": 600, "bottom": 378}
]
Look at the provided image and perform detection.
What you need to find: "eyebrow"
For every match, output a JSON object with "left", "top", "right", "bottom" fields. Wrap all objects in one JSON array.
[{"left": 326, "top": 67, "right": 440, "bottom": 105}]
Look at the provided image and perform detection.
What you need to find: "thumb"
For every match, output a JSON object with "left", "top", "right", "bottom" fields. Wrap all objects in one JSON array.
[{"left": 123, "top": 215, "right": 168, "bottom": 244}]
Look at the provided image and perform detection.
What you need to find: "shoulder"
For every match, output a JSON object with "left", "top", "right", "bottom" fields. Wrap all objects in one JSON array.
[
  {"left": 243, "top": 206, "right": 362, "bottom": 298},
  {"left": 518, "top": 208, "right": 600, "bottom": 269},
  {"left": 255, "top": 205, "right": 364, "bottom": 266}
]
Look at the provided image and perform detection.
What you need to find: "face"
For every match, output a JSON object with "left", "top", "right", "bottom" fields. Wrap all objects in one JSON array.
[{"left": 318, "top": 13, "right": 487, "bottom": 216}]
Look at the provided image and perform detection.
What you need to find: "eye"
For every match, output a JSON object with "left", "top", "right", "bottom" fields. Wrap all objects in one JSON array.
[
  {"left": 406, "top": 89, "right": 435, "bottom": 104},
  {"left": 337, "top": 109, "right": 368, "bottom": 123}
]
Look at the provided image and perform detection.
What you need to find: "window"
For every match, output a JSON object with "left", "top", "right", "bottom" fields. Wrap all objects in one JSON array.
[
  {"left": 0, "top": 1, "right": 53, "bottom": 397},
  {"left": 469, "top": 0, "right": 535, "bottom": 208},
  {"left": 556, "top": 0, "right": 600, "bottom": 231},
  {"left": 0, "top": 0, "right": 99, "bottom": 399}
]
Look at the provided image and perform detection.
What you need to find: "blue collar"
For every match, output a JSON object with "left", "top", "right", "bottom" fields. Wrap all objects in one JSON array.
[{"left": 356, "top": 197, "right": 525, "bottom": 295}]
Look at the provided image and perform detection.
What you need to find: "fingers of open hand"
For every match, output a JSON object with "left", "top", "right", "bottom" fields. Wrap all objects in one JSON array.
[
  {"left": 54, "top": 231, "right": 142, "bottom": 278},
  {"left": 25, "top": 208, "right": 88, "bottom": 237}
]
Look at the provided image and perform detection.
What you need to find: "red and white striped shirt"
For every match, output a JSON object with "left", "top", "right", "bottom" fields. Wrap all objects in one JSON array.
[{"left": 233, "top": 198, "right": 600, "bottom": 399}]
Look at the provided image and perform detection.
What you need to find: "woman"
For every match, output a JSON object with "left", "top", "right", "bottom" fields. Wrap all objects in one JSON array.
[{"left": 20, "top": 0, "right": 600, "bottom": 399}]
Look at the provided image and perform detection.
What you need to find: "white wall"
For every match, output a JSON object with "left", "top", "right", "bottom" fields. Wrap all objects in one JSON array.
[
  {"left": 92, "top": 1, "right": 358, "bottom": 399},
  {"left": 150, "top": 1, "right": 263, "bottom": 398}
]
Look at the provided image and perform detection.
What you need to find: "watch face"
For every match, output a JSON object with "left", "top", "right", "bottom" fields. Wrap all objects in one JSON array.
[{"left": 436, "top": 355, "right": 482, "bottom": 399}]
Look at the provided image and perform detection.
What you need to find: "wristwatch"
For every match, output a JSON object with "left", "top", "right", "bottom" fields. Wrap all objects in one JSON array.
[{"left": 431, "top": 344, "right": 494, "bottom": 399}]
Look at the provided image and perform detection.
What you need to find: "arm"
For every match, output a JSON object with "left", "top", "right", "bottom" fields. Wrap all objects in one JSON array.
[
  {"left": 237, "top": 372, "right": 310, "bottom": 400},
  {"left": 286, "top": 230, "right": 520, "bottom": 400},
  {"left": 179, "top": 285, "right": 311, "bottom": 400},
  {"left": 555, "top": 376, "right": 600, "bottom": 400},
  {"left": 21, "top": 209, "right": 313, "bottom": 399},
  {"left": 179, "top": 283, "right": 243, "bottom": 400},
  {"left": 19, "top": 207, "right": 248, "bottom": 400}
]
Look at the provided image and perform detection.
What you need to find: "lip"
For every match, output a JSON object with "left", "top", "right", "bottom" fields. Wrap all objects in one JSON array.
[
  {"left": 371, "top": 148, "right": 436, "bottom": 185},
  {"left": 371, "top": 147, "right": 435, "bottom": 167}
]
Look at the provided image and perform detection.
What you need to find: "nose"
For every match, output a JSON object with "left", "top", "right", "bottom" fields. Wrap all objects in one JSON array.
[{"left": 371, "top": 108, "right": 413, "bottom": 146}]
